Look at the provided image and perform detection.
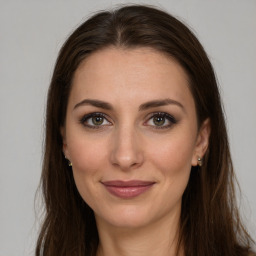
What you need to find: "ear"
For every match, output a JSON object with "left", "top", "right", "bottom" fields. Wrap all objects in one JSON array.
[
  {"left": 191, "top": 118, "right": 211, "bottom": 166},
  {"left": 60, "top": 126, "right": 70, "bottom": 159}
]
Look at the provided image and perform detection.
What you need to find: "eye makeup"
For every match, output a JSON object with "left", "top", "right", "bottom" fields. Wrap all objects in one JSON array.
[
  {"left": 144, "top": 112, "right": 177, "bottom": 129},
  {"left": 79, "top": 112, "right": 112, "bottom": 129},
  {"left": 79, "top": 111, "right": 178, "bottom": 130}
]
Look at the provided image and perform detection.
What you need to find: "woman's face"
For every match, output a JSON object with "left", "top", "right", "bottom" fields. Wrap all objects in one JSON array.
[{"left": 62, "top": 47, "right": 210, "bottom": 229}]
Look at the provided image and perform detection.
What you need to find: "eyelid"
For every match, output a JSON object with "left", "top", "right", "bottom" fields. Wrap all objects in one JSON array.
[
  {"left": 146, "top": 111, "right": 177, "bottom": 121},
  {"left": 79, "top": 111, "right": 177, "bottom": 130},
  {"left": 144, "top": 112, "right": 177, "bottom": 128},
  {"left": 79, "top": 112, "right": 112, "bottom": 128}
]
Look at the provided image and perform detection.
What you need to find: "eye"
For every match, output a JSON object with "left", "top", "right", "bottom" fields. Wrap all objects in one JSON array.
[
  {"left": 80, "top": 113, "right": 112, "bottom": 128},
  {"left": 145, "top": 112, "right": 177, "bottom": 129}
]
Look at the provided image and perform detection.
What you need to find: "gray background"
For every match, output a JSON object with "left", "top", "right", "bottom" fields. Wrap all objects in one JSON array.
[{"left": 0, "top": 0, "right": 255, "bottom": 255}]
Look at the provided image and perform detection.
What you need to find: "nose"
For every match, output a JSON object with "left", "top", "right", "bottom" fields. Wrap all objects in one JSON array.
[{"left": 110, "top": 125, "right": 144, "bottom": 171}]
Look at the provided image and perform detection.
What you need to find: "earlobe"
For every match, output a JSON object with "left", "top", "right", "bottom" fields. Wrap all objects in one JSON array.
[
  {"left": 60, "top": 126, "right": 70, "bottom": 158},
  {"left": 191, "top": 118, "right": 211, "bottom": 166}
]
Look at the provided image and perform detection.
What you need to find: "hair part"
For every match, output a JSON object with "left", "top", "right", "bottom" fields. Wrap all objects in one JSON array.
[{"left": 36, "top": 4, "right": 255, "bottom": 256}]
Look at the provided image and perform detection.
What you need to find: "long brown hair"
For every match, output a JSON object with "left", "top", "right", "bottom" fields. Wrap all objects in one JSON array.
[{"left": 36, "top": 4, "right": 255, "bottom": 256}]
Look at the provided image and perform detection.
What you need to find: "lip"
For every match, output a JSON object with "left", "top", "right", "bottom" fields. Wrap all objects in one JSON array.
[{"left": 101, "top": 180, "right": 155, "bottom": 199}]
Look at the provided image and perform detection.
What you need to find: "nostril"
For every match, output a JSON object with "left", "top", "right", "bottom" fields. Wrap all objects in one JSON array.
[
  {"left": 110, "top": 149, "right": 144, "bottom": 170},
  {"left": 109, "top": 129, "right": 144, "bottom": 170}
]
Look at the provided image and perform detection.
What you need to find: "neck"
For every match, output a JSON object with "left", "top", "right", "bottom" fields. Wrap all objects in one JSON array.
[{"left": 95, "top": 210, "right": 183, "bottom": 256}]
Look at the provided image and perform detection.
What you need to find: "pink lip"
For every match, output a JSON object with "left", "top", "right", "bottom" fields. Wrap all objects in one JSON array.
[{"left": 101, "top": 180, "right": 155, "bottom": 199}]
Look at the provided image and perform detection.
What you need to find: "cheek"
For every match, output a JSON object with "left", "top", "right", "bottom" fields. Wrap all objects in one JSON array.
[
  {"left": 67, "top": 131, "right": 108, "bottom": 173},
  {"left": 69, "top": 141, "right": 106, "bottom": 208},
  {"left": 66, "top": 133, "right": 108, "bottom": 203},
  {"left": 152, "top": 146, "right": 192, "bottom": 189},
  {"left": 148, "top": 132, "right": 196, "bottom": 173},
  {"left": 147, "top": 131, "right": 196, "bottom": 197}
]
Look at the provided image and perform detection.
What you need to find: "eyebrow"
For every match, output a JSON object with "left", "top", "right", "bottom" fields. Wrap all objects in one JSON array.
[
  {"left": 73, "top": 98, "right": 184, "bottom": 112},
  {"left": 73, "top": 99, "right": 113, "bottom": 110},
  {"left": 138, "top": 98, "right": 184, "bottom": 111}
]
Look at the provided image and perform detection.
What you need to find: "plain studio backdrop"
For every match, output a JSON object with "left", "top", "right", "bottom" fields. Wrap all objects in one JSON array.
[{"left": 0, "top": 0, "right": 255, "bottom": 255}]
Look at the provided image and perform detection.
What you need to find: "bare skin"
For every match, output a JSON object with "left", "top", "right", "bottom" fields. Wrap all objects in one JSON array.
[{"left": 62, "top": 47, "right": 210, "bottom": 256}]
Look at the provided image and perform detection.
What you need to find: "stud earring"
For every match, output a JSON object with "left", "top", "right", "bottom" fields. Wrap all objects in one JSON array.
[
  {"left": 197, "top": 157, "right": 203, "bottom": 167},
  {"left": 64, "top": 155, "right": 72, "bottom": 167}
]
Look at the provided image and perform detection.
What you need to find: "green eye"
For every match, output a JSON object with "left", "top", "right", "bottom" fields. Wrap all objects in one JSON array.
[
  {"left": 92, "top": 116, "right": 104, "bottom": 125},
  {"left": 153, "top": 116, "right": 166, "bottom": 126},
  {"left": 145, "top": 112, "right": 177, "bottom": 129},
  {"left": 80, "top": 113, "right": 111, "bottom": 128}
]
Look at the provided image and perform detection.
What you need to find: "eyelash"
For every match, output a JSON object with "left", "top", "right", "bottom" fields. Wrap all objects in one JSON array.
[
  {"left": 79, "top": 113, "right": 111, "bottom": 129},
  {"left": 145, "top": 112, "right": 177, "bottom": 129},
  {"left": 79, "top": 112, "right": 177, "bottom": 130}
]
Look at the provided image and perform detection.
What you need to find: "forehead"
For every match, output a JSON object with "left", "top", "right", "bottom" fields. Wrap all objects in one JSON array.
[{"left": 70, "top": 47, "right": 194, "bottom": 110}]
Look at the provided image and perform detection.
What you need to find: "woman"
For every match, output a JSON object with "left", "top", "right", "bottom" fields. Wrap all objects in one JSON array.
[{"left": 36, "top": 4, "right": 255, "bottom": 256}]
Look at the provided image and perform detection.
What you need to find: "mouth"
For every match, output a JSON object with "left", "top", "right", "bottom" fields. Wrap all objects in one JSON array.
[{"left": 101, "top": 180, "right": 155, "bottom": 199}]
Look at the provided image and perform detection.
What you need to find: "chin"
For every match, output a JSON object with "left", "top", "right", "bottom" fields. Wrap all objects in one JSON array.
[{"left": 95, "top": 204, "right": 155, "bottom": 229}]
